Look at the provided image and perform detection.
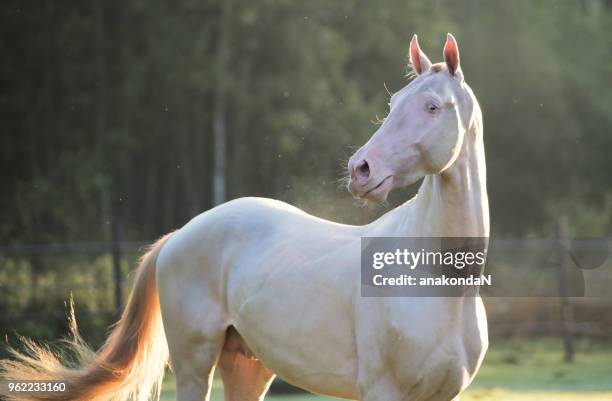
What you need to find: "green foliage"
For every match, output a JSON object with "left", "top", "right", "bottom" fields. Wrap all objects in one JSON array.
[
  {"left": 1, "top": 0, "right": 611, "bottom": 360},
  {"left": 0, "top": 253, "right": 126, "bottom": 357}
]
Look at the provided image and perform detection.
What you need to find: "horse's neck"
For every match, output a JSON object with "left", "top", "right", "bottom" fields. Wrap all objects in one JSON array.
[{"left": 375, "top": 115, "right": 489, "bottom": 238}]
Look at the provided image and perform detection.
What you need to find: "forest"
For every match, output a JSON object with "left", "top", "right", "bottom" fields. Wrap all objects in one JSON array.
[
  {"left": 1, "top": 0, "right": 612, "bottom": 360},
  {"left": 1, "top": 0, "right": 611, "bottom": 247}
]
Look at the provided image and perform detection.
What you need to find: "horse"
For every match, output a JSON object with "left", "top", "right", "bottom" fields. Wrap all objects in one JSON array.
[{"left": 0, "top": 33, "right": 489, "bottom": 401}]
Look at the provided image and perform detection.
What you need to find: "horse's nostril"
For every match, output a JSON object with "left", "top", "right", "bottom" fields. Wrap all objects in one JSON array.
[{"left": 357, "top": 160, "right": 370, "bottom": 179}]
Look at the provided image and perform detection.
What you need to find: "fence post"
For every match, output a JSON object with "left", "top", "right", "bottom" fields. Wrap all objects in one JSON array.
[
  {"left": 556, "top": 216, "right": 574, "bottom": 363},
  {"left": 111, "top": 217, "right": 123, "bottom": 312}
]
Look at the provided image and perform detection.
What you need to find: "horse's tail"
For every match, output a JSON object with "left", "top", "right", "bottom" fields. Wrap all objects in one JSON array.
[{"left": 0, "top": 232, "right": 174, "bottom": 401}]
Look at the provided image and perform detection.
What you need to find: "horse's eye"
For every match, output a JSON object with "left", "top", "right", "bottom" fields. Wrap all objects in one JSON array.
[{"left": 427, "top": 103, "right": 439, "bottom": 113}]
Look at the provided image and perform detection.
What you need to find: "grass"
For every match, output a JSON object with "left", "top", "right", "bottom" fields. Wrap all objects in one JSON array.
[{"left": 160, "top": 338, "right": 612, "bottom": 401}]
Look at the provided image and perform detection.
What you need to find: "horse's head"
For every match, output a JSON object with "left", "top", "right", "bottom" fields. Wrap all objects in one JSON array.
[{"left": 347, "top": 34, "right": 476, "bottom": 202}]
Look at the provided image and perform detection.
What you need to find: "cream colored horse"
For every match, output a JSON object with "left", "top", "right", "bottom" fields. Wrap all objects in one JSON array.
[{"left": 0, "top": 34, "right": 488, "bottom": 401}]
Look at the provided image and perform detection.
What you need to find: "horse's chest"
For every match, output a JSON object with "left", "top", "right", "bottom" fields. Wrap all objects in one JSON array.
[{"left": 356, "top": 298, "right": 487, "bottom": 399}]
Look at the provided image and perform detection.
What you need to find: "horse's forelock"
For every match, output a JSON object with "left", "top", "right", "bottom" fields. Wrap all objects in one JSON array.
[{"left": 430, "top": 63, "right": 445, "bottom": 73}]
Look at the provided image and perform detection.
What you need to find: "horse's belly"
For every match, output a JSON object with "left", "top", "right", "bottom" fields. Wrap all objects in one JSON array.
[
  {"left": 227, "top": 268, "right": 359, "bottom": 399},
  {"left": 227, "top": 322, "right": 358, "bottom": 399}
]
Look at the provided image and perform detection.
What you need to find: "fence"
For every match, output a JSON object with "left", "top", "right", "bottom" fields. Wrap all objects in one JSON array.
[{"left": 0, "top": 236, "right": 611, "bottom": 360}]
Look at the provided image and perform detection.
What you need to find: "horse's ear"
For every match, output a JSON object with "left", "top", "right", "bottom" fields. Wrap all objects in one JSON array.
[
  {"left": 409, "top": 34, "right": 432, "bottom": 75},
  {"left": 443, "top": 33, "right": 463, "bottom": 80}
]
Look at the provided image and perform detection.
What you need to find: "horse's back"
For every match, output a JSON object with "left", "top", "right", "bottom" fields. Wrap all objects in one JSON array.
[{"left": 158, "top": 197, "right": 317, "bottom": 271}]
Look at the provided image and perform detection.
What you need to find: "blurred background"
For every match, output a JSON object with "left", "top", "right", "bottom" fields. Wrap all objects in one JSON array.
[{"left": 1, "top": 0, "right": 611, "bottom": 399}]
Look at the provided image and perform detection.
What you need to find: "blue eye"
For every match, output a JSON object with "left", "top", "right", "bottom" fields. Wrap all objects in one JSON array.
[{"left": 427, "top": 103, "right": 439, "bottom": 113}]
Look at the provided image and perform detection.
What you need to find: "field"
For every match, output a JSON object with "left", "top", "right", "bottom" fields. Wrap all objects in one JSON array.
[{"left": 160, "top": 338, "right": 612, "bottom": 401}]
